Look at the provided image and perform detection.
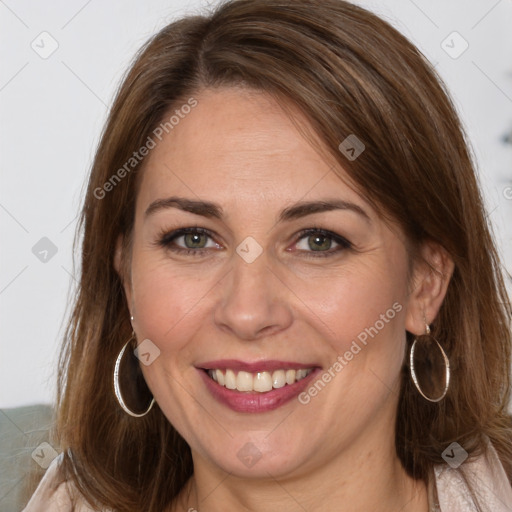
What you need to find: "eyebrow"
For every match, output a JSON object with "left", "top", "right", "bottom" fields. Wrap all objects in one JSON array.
[{"left": 144, "top": 196, "right": 371, "bottom": 224}]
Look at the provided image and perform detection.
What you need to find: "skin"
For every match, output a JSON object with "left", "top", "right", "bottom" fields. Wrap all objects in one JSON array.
[{"left": 114, "top": 87, "right": 454, "bottom": 511}]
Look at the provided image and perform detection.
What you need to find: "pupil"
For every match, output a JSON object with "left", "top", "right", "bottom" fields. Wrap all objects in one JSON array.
[
  {"left": 185, "top": 233, "right": 205, "bottom": 248},
  {"left": 310, "top": 235, "right": 330, "bottom": 251}
]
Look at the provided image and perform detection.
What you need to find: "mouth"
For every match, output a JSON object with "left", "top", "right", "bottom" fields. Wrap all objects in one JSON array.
[
  {"left": 197, "top": 360, "right": 321, "bottom": 413},
  {"left": 206, "top": 367, "right": 314, "bottom": 392}
]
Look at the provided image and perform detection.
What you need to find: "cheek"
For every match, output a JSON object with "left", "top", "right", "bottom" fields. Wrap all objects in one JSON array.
[
  {"left": 128, "top": 254, "right": 212, "bottom": 423},
  {"left": 294, "top": 260, "right": 406, "bottom": 348},
  {"left": 293, "top": 257, "right": 409, "bottom": 406},
  {"left": 295, "top": 272, "right": 407, "bottom": 432},
  {"left": 129, "top": 251, "right": 199, "bottom": 345}
]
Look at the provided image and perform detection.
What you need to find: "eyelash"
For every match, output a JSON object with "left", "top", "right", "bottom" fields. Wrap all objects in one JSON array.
[{"left": 155, "top": 226, "right": 352, "bottom": 259}]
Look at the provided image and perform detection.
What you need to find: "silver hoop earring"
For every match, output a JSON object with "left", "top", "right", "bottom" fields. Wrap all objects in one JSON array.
[
  {"left": 409, "top": 324, "right": 450, "bottom": 403},
  {"left": 113, "top": 332, "right": 155, "bottom": 417}
]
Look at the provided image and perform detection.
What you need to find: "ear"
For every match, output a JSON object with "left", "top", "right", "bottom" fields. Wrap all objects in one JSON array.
[
  {"left": 114, "top": 234, "right": 133, "bottom": 308},
  {"left": 405, "top": 241, "right": 454, "bottom": 335}
]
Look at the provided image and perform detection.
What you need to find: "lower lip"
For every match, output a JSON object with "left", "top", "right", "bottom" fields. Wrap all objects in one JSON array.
[{"left": 198, "top": 368, "right": 321, "bottom": 413}]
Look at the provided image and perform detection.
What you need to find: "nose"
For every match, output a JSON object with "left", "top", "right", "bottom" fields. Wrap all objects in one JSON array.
[{"left": 213, "top": 250, "right": 293, "bottom": 341}]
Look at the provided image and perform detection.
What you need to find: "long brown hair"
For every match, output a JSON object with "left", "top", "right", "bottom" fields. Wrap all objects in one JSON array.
[{"left": 55, "top": 0, "right": 512, "bottom": 510}]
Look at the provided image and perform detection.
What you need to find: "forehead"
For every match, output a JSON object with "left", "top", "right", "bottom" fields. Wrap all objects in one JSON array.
[{"left": 136, "top": 87, "right": 370, "bottom": 217}]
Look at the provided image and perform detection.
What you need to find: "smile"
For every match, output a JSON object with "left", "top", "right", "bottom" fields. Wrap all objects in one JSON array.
[
  {"left": 207, "top": 368, "right": 314, "bottom": 393},
  {"left": 197, "top": 360, "right": 321, "bottom": 413}
]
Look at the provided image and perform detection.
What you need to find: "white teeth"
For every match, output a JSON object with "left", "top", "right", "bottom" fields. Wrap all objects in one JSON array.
[
  {"left": 254, "top": 372, "right": 273, "bottom": 392},
  {"left": 225, "top": 369, "right": 237, "bottom": 390},
  {"left": 285, "top": 369, "right": 296, "bottom": 385},
  {"left": 272, "top": 369, "right": 286, "bottom": 389},
  {"left": 207, "top": 367, "right": 313, "bottom": 393},
  {"left": 296, "top": 369, "right": 308, "bottom": 380},
  {"left": 236, "top": 371, "right": 253, "bottom": 392}
]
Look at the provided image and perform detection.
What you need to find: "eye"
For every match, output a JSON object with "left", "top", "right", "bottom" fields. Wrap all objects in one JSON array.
[
  {"left": 154, "top": 226, "right": 351, "bottom": 259},
  {"left": 292, "top": 228, "right": 351, "bottom": 258},
  {"left": 156, "top": 227, "right": 221, "bottom": 256}
]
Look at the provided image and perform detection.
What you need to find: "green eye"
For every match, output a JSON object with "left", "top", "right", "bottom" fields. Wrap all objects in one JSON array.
[
  {"left": 306, "top": 234, "right": 333, "bottom": 251},
  {"left": 156, "top": 226, "right": 351, "bottom": 259},
  {"left": 294, "top": 228, "right": 351, "bottom": 257},
  {"left": 157, "top": 227, "right": 219, "bottom": 256},
  {"left": 182, "top": 232, "right": 208, "bottom": 249}
]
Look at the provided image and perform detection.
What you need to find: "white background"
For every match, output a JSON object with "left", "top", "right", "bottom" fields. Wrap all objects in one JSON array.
[{"left": 1, "top": 0, "right": 511, "bottom": 408}]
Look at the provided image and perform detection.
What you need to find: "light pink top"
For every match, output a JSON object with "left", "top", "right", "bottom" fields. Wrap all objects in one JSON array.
[
  {"left": 433, "top": 441, "right": 512, "bottom": 511},
  {"left": 23, "top": 442, "right": 512, "bottom": 512}
]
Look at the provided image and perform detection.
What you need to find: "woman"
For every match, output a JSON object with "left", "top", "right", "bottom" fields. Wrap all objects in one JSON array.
[{"left": 24, "top": 0, "right": 512, "bottom": 511}]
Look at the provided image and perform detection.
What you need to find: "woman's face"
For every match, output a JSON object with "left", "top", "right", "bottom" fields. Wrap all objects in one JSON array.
[{"left": 118, "top": 87, "right": 420, "bottom": 480}]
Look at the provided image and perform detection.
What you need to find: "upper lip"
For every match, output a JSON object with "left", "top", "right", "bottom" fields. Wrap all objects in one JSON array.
[{"left": 197, "top": 359, "right": 320, "bottom": 372}]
